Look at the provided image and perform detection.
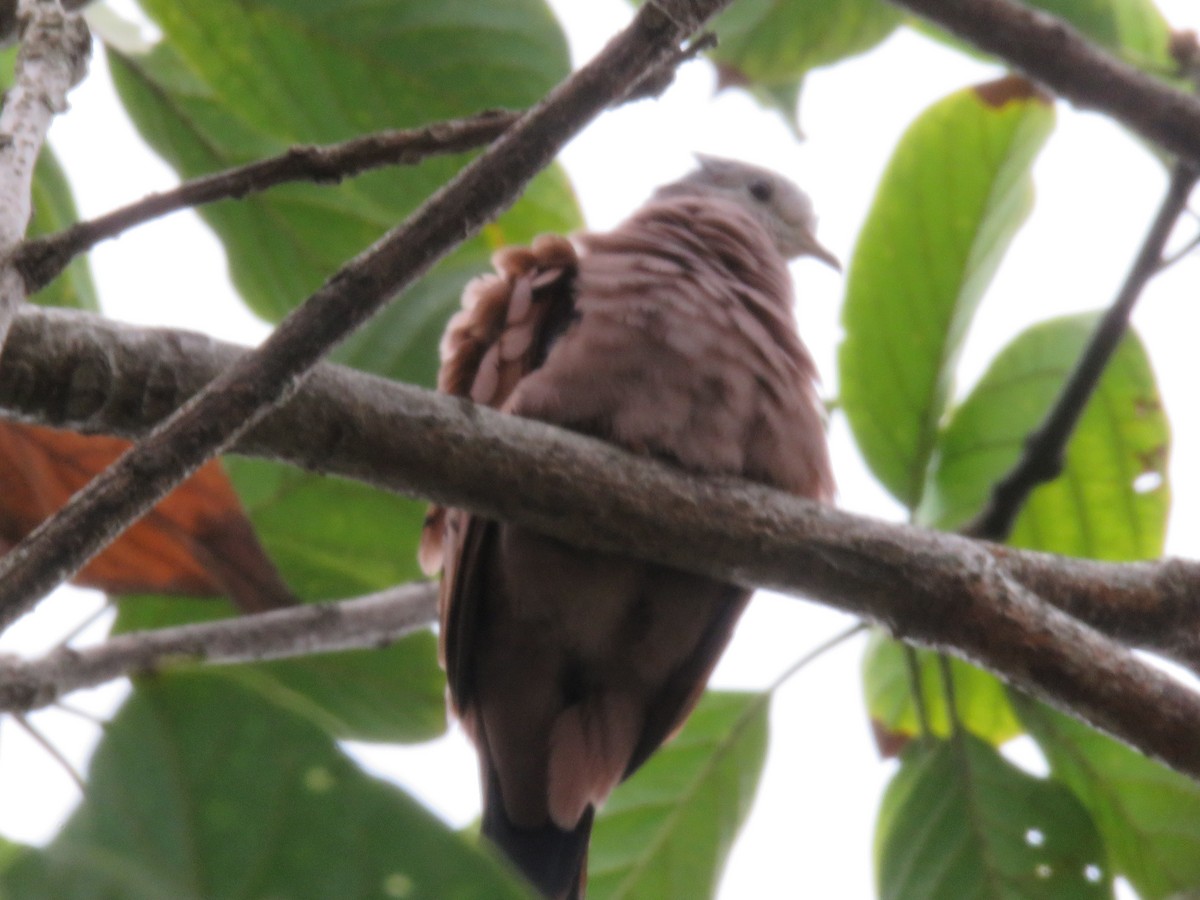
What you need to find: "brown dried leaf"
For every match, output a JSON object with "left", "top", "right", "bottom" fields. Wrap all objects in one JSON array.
[{"left": 0, "top": 422, "right": 295, "bottom": 612}]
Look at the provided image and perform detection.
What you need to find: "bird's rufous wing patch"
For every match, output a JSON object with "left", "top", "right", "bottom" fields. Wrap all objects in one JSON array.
[{"left": 418, "top": 234, "right": 577, "bottom": 585}]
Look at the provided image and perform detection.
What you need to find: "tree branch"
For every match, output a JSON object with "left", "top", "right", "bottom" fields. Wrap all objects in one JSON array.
[
  {"left": 0, "top": 581, "right": 437, "bottom": 712},
  {"left": 0, "top": 0, "right": 732, "bottom": 629},
  {"left": 13, "top": 109, "right": 521, "bottom": 295},
  {"left": 7, "top": 305, "right": 1200, "bottom": 663},
  {"left": 888, "top": 0, "right": 1200, "bottom": 165},
  {"left": 0, "top": 0, "right": 88, "bottom": 348},
  {"left": 5, "top": 308, "right": 1200, "bottom": 779},
  {"left": 965, "top": 162, "right": 1199, "bottom": 540}
]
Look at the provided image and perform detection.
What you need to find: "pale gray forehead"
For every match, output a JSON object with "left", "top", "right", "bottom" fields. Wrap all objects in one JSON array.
[{"left": 659, "top": 154, "right": 818, "bottom": 228}]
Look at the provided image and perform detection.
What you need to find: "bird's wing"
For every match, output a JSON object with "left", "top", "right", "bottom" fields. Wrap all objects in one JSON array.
[{"left": 418, "top": 235, "right": 578, "bottom": 680}]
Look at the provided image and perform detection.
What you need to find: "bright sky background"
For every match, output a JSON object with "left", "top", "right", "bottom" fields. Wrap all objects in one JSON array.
[{"left": 2, "top": 1, "right": 1200, "bottom": 897}]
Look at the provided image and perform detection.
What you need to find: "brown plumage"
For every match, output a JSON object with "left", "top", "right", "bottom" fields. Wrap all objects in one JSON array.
[{"left": 420, "top": 156, "right": 836, "bottom": 899}]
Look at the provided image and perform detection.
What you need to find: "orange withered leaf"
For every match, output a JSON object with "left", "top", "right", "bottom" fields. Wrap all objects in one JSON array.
[{"left": 0, "top": 421, "right": 295, "bottom": 613}]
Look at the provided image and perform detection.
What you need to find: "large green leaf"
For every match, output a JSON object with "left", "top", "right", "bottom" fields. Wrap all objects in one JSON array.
[
  {"left": 839, "top": 79, "right": 1055, "bottom": 509},
  {"left": 707, "top": 0, "right": 900, "bottom": 121},
  {"left": 711, "top": 0, "right": 900, "bottom": 83},
  {"left": 589, "top": 691, "right": 768, "bottom": 900},
  {"left": 0, "top": 674, "right": 528, "bottom": 899},
  {"left": 0, "top": 836, "right": 29, "bottom": 875},
  {"left": 104, "top": 450, "right": 447, "bottom": 744},
  {"left": 138, "top": 0, "right": 567, "bottom": 135},
  {"left": 113, "top": 595, "right": 444, "bottom": 744},
  {"left": 1016, "top": 695, "right": 1200, "bottom": 899},
  {"left": 862, "top": 632, "right": 1021, "bottom": 749},
  {"left": 112, "top": 0, "right": 580, "bottom": 386},
  {"left": 920, "top": 315, "right": 1170, "bottom": 561},
  {"left": 876, "top": 735, "right": 1110, "bottom": 900},
  {"left": 223, "top": 458, "right": 428, "bottom": 600}
]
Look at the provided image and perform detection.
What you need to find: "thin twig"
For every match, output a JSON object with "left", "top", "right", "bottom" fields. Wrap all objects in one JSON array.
[
  {"left": 904, "top": 646, "right": 932, "bottom": 737},
  {"left": 1157, "top": 227, "right": 1200, "bottom": 272},
  {"left": 0, "top": 581, "right": 438, "bottom": 712},
  {"left": 769, "top": 622, "right": 868, "bottom": 694},
  {"left": 12, "top": 109, "right": 522, "bottom": 294},
  {"left": 936, "top": 654, "right": 962, "bottom": 738},
  {"left": 707, "top": 622, "right": 869, "bottom": 769},
  {"left": 0, "top": 0, "right": 732, "bottom": 630},
  {"left": 888, "top": 0, "right": 1200, "bottom": 165},
  {"left": 11, "top": 712, "right": 85, "bottom": 792},
  {"left": 51, "top": 596, "right": 112, "bottom": 650},
  {"left": 965, "top": 162, "right": 1199, "bottom": 541},
  {"left": 52, "top": 699, "right": 109, "bottom": 726}
]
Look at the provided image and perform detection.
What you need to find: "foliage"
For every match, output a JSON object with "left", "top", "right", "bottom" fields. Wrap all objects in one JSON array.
[{"left": 0, "top": 0, "right": 1194, "bottom": 898}]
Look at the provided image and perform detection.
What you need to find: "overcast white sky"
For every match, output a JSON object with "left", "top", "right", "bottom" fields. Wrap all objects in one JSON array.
[{"left": 2, "top": 1, "right": 1200, "bottom": 897}]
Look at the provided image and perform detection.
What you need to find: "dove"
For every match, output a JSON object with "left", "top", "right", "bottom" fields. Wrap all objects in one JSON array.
[{"left": 420, "top": 155, "right": 837, "bottom": 899}]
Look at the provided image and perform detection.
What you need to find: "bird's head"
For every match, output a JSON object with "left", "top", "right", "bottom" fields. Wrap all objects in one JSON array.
[{"left": 655, "top": 154, "right": 840, "bottom": 270}]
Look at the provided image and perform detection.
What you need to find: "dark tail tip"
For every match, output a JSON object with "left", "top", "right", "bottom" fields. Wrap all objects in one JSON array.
[{"left": 482, "top": 776, "right": 593, "bottom": 900}]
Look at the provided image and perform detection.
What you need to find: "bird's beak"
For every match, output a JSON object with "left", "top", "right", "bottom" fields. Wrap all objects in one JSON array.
[{"left": 803, "top": 232, "right": 841, "bottom": 272}]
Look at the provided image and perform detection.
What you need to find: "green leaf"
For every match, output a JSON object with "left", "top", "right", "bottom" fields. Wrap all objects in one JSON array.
[
  {"left": 113, "top": 595, "right": 445, "bottom": 744},
  {"left": 709, "top": 0, "right": 901, "bottom": 87},
  {"left": 28, "top": 148, "right": 98, "bottom": 311},
  {"left": 0, "top": 836, "right": 30, "bottom": 875},
  {"left": 589, "top": 692, "right": 768, "bottom": 900},
  {"left": 0, "top": 674, "right": 528, "bottom": 899},
  {"left": 104, "top": 449, "right": 449, "bottom": 744},
  {"left": 876, "top": 735, "right": 1110, "bottom": 900},
  {"left": 1015, "top": 695, "right": 1200, "bottom": 899},
  {"left": 1026, "top": 0, "right": 1172, "bottom": 73},
  {"left": 112, "top": 0, "right": 580, "bottom": 384},
  {"left": 862, "top": 632, "right": 1021, "bottom": 748},
  {"left": 137, "top": 0, "right": 568, "bottom": 136},
  {"left": 839, "top": 79, "right": 1055, "bottom": 509},
  {"left": 920, "top": 315, "right": 1170, "bottom": 561},
  {"left": 224, "top": 458, "right": 428, "bottom": 600}
]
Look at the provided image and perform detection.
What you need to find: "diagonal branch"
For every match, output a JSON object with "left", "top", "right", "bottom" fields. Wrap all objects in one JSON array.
[
  {"left": 13, "top": 109, "right": 521, "bottom": 295},
  {"left": 888, "top": 0, "right": 1200, "bottom": 165},
  {"left": 5, "top": 309, "right": 1200, "bottom": 780},
  {"left": 0, "top": 581, "right": 438, "bottom": 712},
  {"left": 965, "top": 162, "right": 1198, "bottom": 540},
  {"left": 0, "top": 0, "right": 733, "bottom": 630},
  {"left": 0, "top": 0, "right": 89, "bottom": 349}
]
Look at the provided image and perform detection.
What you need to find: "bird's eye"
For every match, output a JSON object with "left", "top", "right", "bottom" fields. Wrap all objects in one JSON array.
[{"left": 748, "top": 179, "right": 773, "bottom": 202}]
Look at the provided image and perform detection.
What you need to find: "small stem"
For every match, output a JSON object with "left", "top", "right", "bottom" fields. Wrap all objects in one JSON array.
[
  {"left": 965, "top": 162, "right": 1199, "bottom": 541},
  {"left": 0, "top": 582, "right": 438, "bottom": 712},
  {"left": 12, "top": 712, "right": 85, "bottom": 792},
  {"left": 769, "top": 621, "right": 867, "bottom": 694},
  {"left": 1157, "top": 227, "right": 1200, "bottom": 273},
  {"left": 51, "top": 597, "right": 113, "bottom": 650},
  {"left": 904, "top": 646, "right": 932, "bottom": 737},
  {"left": 13, "top": 110, "right": 521, "bottom": 294},
  {"left": 936, "top": 654, "right": 962, "bottom": 738}
]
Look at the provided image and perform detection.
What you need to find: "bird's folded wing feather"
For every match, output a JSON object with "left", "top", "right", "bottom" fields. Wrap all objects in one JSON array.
[{"left": 417, "top": 235, "right": 578, "bottom": 674}]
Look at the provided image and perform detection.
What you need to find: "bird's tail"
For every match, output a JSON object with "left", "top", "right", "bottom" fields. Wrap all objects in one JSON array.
[{"left": 483, "top": 772, "right": 594, "bottom": 900}]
